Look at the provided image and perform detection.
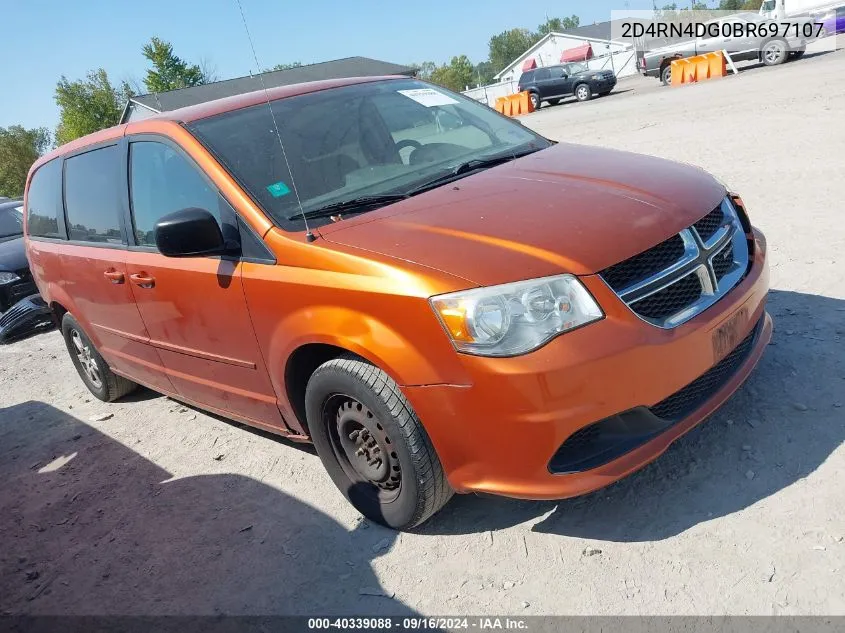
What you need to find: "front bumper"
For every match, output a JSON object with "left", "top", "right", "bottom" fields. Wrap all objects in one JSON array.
[
  {"left": 403, "top": 228, "right": 770, "bottom": 499},
  {"left": 591, "top": 77, "right": 617, "bottom": 92}
]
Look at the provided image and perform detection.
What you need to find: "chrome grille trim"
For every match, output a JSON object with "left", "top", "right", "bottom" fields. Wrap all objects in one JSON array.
[{"left": 601, "top": 197, "right": 750, "bottom": 329}]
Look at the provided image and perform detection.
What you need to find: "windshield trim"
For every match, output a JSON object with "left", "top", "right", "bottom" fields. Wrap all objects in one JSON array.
[{"left": 185, "top": 78, "right": 552, "bottom": 234}]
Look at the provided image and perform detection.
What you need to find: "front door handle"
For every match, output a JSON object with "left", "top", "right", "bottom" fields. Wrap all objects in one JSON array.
[
  {"left": 103, "top": 269, "right": 125, "bottom": 284},
  {"left": 129, "top": 273, "right": 156, "bottom": 289}
]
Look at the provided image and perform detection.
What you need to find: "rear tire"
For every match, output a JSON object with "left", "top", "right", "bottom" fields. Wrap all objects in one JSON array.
[
  {"left": 528, "top": 92, "right": 540, "bottom": 110},
  {"left": 61, "top": 314, "right": 137, "bottom": 402},
  {"left": 660, "top": 65, "right": 672, "bottom": 86},
  {"left": 574, "top": 83, "right": 592, "bottom": 102},
  {"left": 305, "top": 355, "right": 453, "bottom": 530},
  {"left": 762, "top": 39, "right": 789, "bottom": 65}
]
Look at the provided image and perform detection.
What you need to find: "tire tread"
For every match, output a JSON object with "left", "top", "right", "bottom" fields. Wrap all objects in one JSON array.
[{"left": 311, "top": 354, "right": 453, "bottom": 528}]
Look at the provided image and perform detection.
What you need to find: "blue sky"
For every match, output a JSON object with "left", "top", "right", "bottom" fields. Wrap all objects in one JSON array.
[{"left": 1, "top": 0, "right": 651, "bottom": 132}]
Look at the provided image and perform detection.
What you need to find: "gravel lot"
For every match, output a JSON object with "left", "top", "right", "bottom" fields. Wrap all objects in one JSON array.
[{"left": 2, "top": 43, "right": 844, "bottom": 617}]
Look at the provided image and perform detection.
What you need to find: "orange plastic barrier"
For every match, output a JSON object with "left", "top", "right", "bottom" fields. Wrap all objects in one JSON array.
[
  {"left": 494, "top": 91, "right": 536, "bottom": 116},
  {"left": 670, "top": 51, "right": 728, "bottom": 86}
]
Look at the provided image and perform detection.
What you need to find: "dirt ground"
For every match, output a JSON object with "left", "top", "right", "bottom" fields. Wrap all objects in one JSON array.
[{"left": 1, "top": 43, "right": 844, "bottom": 617}]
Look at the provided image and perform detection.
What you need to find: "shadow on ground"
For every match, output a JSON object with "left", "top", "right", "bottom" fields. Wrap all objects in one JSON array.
[
  {"left": 419, "top": 289, "right": 844, "bottom": 541},
  {"left": 0, "top": 402, "right": 406, "bottom": 615}
]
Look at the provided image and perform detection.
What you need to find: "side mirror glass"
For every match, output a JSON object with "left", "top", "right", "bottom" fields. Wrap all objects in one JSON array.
[{"left": 154, "top": 207, "right": 225, "bottom": 258}]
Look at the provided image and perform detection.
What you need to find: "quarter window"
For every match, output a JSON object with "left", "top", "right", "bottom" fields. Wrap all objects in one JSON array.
[
  {"left": 129, "top": 141, "right": 219, "bottom": 247},
  {"left": 26, "top": 159, "right": 63, "bottom": 239},
  {"left": 64, "top": 146, "right": 124, "bottom": 244}
]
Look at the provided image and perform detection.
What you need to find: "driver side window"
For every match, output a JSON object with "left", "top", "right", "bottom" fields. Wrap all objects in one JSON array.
[{"left": 129, "top": 141, "right": 220, "bottom": 247}]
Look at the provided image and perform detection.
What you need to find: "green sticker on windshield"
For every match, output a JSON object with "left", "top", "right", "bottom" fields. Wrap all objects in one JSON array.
[{"left": 266, "top": 181, "right": 291, "bottom": 198}]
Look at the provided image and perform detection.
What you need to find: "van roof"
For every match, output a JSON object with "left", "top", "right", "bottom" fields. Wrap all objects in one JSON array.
[{"left": 31, "top": 75, "right": 405, "bottom": 175}]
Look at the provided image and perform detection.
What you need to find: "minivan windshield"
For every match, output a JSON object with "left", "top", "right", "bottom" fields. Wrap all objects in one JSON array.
[
  {"left": 0, "top": 204, "right": 24, "bottom": 239},
  {"left": 187, "top": 79, "right": 551, "bottom": 231}
]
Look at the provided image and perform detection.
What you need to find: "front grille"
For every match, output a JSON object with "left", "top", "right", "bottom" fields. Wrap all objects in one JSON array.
[
  {"left": 599, "top": 197, "right": 750, "bottom": 328},
  {"left": 650, "top": 318, "right": 760, "bottom": 421},
  {"left": 693, "top": 206, "right": 724, "bottom": 242},
  {"left": 711, "top": 242, "right": 733, "bottom": 282},
  {"left": 601, "top": 234, "right": 685, "bottom": 292},
  {"left": 630, "top": 272, "right": 702, "bottom": 320}
]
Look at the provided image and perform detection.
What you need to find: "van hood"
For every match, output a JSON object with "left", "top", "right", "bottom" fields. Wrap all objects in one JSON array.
[{"left": 318, "top": 143, "right": 726, "bottom": 287}]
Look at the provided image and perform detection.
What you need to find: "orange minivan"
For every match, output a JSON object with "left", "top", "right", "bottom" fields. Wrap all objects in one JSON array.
[{"left": 24, "top": 76, "right": 771, "bottom": 529}]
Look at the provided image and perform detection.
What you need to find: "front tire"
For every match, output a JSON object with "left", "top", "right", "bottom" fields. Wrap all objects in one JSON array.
[
  {"left": 574, "top": 83, "right": 592, "bottom": 102},
  {"left": 305, "top": 355, "right": 453, "bottom": 530},
  {"left": 61, "top": 314, "right": 137, "bottom": 402},
  {"left": 762, "top": 39, "right": 789, "bottom": 65}
]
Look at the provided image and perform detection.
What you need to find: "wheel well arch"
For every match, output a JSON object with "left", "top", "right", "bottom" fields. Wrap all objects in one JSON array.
[
  {"left": 659, "top": 56, "right": 678, "bottom": 71},
  {"left": 284, "top": 342, "right": 361, "bottom": 434},
  {"left": 49, "top": 300, "right": 69, "bottom": 327}
]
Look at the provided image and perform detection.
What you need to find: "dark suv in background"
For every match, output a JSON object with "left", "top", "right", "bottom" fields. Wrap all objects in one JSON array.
[{"left": 518, "top": 62, "right": 616, "bottom": 109}]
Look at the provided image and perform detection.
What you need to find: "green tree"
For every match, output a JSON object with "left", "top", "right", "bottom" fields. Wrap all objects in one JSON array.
[
  {"left": 265, "top": 62, "right": 303, "bottom": 72},
  {"left": 409, "top": 61, "right": 437, "bottom": 80},
  {"left": 488, "top": 28, "right": 536, "bottom": 74},
  {"left": 741, "top": 0, "right": 763, "bottom": 9},
  {"left": 0, "top": 126, "right": 50, "bottom": 198},
  {"left": 536, "top": 15, "right": 580, "bottom": 35},
  {"left": 54, "top": 69, "right": 132, "bottom": 146},
  {"left": 473, "top": 61, "right": 496, "bottom": 85},
  {"left": 142, "top": 37, "right": 208, "bottom": 93},
  {"left": 428, "top": 55, "right": 475, "bottom": 92}
]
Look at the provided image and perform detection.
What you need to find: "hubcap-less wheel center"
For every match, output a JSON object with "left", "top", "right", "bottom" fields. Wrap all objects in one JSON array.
[{"left": 335, "top": 399, "right": 401, "bottom": 492}]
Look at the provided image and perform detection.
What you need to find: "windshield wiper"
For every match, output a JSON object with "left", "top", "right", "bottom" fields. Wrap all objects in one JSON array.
[
  {"left": 404, "top": 147, "right": 542, "bottom": 196},
  {"left": 287, "top": 194, "right": 409, "bottom": 221}
]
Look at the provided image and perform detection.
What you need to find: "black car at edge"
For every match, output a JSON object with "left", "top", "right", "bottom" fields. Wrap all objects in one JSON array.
[
  {"left": 0, "top": 198, "right": 39, "bottom": 312},
  {"left": 517, "top": 62, "right": 616, "bottom": 109}
]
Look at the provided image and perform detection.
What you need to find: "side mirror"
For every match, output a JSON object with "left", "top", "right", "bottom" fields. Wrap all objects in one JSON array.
[{"left": 154, "top": 207, "right": 225, "bottom": 258}]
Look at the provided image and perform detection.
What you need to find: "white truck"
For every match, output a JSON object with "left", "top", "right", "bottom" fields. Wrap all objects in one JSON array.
[{"left": 759, "top": 0, "right": 841, "bottom": 19}]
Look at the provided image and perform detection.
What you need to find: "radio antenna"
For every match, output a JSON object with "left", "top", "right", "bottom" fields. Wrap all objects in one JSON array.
[{"left": 234, "top": 0, "right": 314, "bottom": 242}]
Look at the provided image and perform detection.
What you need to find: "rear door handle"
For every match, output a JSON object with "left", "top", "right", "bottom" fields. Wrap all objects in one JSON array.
[
  {"left": 129, "top": 273, "right": 156, "bottom": 289},
  {"left": 103, "top": 269, "right": 125, "bottom": 284}
]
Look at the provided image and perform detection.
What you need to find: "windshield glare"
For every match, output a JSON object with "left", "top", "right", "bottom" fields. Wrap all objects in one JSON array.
[
  {"left": 564, "top": 62, "right": 589, "bottom": 74},
  {"left": 188, "top": 79, "right": 550, "bottom": 230},
  {"left": 0, "top": 206, "right": 24, "bottom": 238}
]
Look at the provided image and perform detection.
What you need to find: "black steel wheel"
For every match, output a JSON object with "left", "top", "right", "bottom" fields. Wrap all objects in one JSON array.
[
  {"left": 327, "top": 395, "right": 403, "bottom": 501},
  {"left": 305, "top": 355, "right": 453, "bottom": 530}
]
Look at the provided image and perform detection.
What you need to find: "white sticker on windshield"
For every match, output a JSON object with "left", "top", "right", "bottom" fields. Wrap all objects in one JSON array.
[{"left": 397, "top": 88, "right": 459, "bottom": 107}]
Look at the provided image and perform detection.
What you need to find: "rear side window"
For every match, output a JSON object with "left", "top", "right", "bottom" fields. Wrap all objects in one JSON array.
[
  {"left": 64, "top": 146, "right": 124, "bottom": 244},
  {"left": 26, "top": 159, "right": 63, "bottom": 238},
  {"left": 534, "top": 68, "right": 551, "bottom": 81},
  {"left": 128, "top": 141, "right": 219, "bottom": 247}
]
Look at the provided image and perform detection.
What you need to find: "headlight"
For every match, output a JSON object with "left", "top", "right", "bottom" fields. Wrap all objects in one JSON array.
[
  {"left": 430, "top": 274, "right": 603, "bottom": 357},
  {"left": 0, "top": 271, "right": 20, "bottom": 285},
  {"left": 591, "top": 74, "right": 602, "bottom": 80}
]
